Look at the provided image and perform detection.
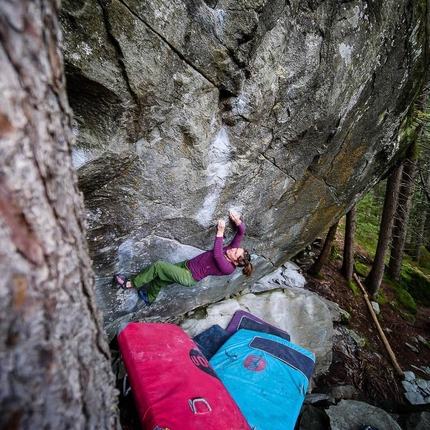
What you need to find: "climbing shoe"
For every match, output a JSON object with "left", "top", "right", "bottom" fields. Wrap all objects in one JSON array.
[
  {"left": 138, "top": 290, "right": 151, "bottom": 306},
  {"left": 113, "top": 273, "right": 133, "bottom": 290}
]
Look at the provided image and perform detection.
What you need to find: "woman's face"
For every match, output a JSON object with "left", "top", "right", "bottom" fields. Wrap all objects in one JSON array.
[{"left": 226, "top": 248, "right": 245, "bottom": 265}]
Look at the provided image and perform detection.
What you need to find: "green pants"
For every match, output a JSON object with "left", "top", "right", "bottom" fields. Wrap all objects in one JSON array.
[{"left": 131, "top": 260, "right": 197, "bottom": 302}]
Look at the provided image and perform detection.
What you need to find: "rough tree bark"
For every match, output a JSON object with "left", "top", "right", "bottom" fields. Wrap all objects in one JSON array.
[
  {"left": 342, "top": 205, "right": 357, "bottom": 282},
  {"left": 0, "top": 2, "right": 119, "bottom": 429},
  {"left": 308, "top": 221, "right": 339, "bottom": 276},
  {"left": 365, "top": 165, "right": 403, "bottom": 297},
  {"left": 388, "top": 146, "right": 418, "bottom": 282}
]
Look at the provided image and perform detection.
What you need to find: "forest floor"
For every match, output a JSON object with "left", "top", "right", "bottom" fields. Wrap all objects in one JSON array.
[{"left": 300, "top": 234, "right": 430, "bottom": 409}]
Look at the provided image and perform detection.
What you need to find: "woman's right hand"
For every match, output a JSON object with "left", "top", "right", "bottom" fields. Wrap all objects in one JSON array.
[{"left": 217, "top": 219, "right": 225, "bottom": 237}]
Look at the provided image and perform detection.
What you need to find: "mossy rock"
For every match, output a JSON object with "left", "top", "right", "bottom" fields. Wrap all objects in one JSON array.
[
  {"left": 388, "top": 282, "right": 417, "bottom": 314},
  {"left": 354, "top": 261, "right": 370, "bottom": 278},
  {"left": 374, "top": 291, "right": 388, "bottom": 306},
  {"left": 419, "top": 246, "right": 430, "bottom": 269},
  {"left": 399, "top": 311, "right": 415, "bottom": 323},
  {"left": 401, "top": 264, "right": 430, "bottom": 307}
]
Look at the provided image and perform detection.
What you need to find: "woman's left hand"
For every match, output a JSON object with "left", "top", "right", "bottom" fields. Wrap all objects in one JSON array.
[{"left": 229, "top": 209, "right": 241, "bottom": 226}]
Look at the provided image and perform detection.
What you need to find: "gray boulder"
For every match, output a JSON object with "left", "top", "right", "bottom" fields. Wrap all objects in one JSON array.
[
  {"left": 181, "top": 264, "right": 335, "bottom": 382},
  {"left": 59, "top": 0, "right": 429, "bottom": 331},
  {"left": 326, "top": 399, "right": 402, "bottom": 430},
  {"left": 405, "top": 412, "right": 430, "bottom": 430}
]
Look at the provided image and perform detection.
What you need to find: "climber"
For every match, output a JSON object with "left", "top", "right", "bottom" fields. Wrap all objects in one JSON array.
[{"left": 113, "top": 209, "right": 253, "bottom": 305}]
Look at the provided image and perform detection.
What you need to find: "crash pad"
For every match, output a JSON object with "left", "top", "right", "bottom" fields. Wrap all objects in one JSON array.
[
  {"left": 117, "top": 322, "right": 251, "bottom": 430},
  {"left": 192, "top": 324, "right": 231, "bottom": 360},
  {"left": 210, "top": 329, "right": 315, "bottom": 430},
  {"left": 226, "top": 309, "right": 291, "bottom": 342}
]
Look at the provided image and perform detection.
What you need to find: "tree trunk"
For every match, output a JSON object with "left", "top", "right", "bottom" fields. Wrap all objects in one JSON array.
[
  {"left": 388, "top": 150, "right": 417, "bottom": 281},
  {"left": 0, "top": 2, "right": 119, "bottom": 429},
  {"left": 308, "top": 221, "right": 339, "bottom": 276},
  {"left": 415, "top": 203, "right": 428, "bottom": 263},
  {"left": 414, "top": 168, "right": 430, "bottom": 262},
  {"left": 365, "top": 165, "right": 403, "bottom": 297},
  {"left": 342, "top": 205, "right": 357, "bottom": 282}
]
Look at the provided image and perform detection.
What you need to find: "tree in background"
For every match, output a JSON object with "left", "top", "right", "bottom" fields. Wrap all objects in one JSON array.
[
  {"left": 414, "top": 168, "right": 430, "bottom": 262},
  {"left": 365, "top": 165, "right": 403, "bottom": 297},
  {"left": 308, "top": 221, "right": 339, "bottom": 276},
  {"left": 411, "top": 96, "right": 430, "bottom": 262},
  {"left": 342, "top": 205, "right": 357, "bottom": 282},
  {"left": 0, "top": 2, "right": 119, "bottom": 428},
  {"left": 388, "top": 144, "right": 418, "bottom": 281},
  {"left": 347, "top": 92, "right": 430, "bottom": 300}
]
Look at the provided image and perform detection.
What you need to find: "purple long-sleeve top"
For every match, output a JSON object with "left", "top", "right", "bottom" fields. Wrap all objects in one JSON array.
[{"left": 186, "top": 222, "right": 246, "bottom": 281}]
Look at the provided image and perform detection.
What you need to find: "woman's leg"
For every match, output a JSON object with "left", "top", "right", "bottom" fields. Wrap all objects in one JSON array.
[{"left": 131, "top": 260, "right": 196, "bottom": 302}]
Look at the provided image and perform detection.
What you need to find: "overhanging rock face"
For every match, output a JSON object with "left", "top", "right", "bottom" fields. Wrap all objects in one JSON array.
[{"left": 60, "top": 0, "right": 429, "bottom": 333}]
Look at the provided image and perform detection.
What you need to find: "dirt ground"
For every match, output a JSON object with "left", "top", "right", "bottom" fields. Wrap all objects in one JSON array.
[{"left": 300, "top": 236, "right": 430, "bottom": 408}]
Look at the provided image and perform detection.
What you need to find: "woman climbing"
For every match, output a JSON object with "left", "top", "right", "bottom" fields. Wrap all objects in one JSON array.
[{"left": 114, "top": 209, "right": 253, "bottom": 305}]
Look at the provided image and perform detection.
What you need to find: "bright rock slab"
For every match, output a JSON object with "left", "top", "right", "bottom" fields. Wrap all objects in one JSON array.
[{"left": 181, "top": 264, "right": 336, "bottom": 381}]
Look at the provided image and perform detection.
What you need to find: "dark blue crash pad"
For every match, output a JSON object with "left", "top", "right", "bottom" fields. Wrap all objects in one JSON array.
[{"left": 192, "top": 324, "right": 231, "bottom": 360}]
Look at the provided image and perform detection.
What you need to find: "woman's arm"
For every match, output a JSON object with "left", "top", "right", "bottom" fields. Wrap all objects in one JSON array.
[
  {"left": 228, "top": 222, "right": 245, "bottom": 249},
  {"left": 213, "top": 219, "right": 235, "bottom": 273},
  {"left": 228, "top": 210, "right": 245, "bottom": 248}
]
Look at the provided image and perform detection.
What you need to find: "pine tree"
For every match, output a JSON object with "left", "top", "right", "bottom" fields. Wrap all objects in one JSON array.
[
  {"left": 389, "top": 144, "right": 418, "bottom": 281},
  {"left": 342, "top": 205, "right": 357, "bottom": 282},
  {"left": 365, "top": 165, "right": 403, "bottom": 297},
  {"left": 309, "top": 221, "right": 339, "bottom": 276},
  {"left": 0, "top": 2, "right": 120, "bottom": 428}
]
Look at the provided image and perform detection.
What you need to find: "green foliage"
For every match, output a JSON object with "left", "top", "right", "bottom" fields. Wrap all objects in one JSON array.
[
  {"left": 347, "top": 280, "right": 359, "bottom": 296},
  {"left": 390, "top": 300, "right": 398, "bottom": 310},
  {"left": 355, "top": 191, "right": 384, "bottom": 255},
  {"left": 330, "top": 244, "right": 339, "bottom": 261}
]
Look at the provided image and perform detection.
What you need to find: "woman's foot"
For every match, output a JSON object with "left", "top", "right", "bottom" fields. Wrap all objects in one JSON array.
[
  {"left": 138, "top": 290, "right": 151, "bottom": 306},
  {"left": 113, "top": 274, "right": 134, "bottom": 290}
]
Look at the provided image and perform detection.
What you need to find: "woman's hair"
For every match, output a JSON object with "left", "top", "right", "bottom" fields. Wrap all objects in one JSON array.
[{"left": 237, "top": 249, "right": 253, "bottom": 277}]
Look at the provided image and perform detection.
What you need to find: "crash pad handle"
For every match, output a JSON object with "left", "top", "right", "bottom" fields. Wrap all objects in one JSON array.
[{"left": 188, "top": 397, "right": 212, "bottom": 414}]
